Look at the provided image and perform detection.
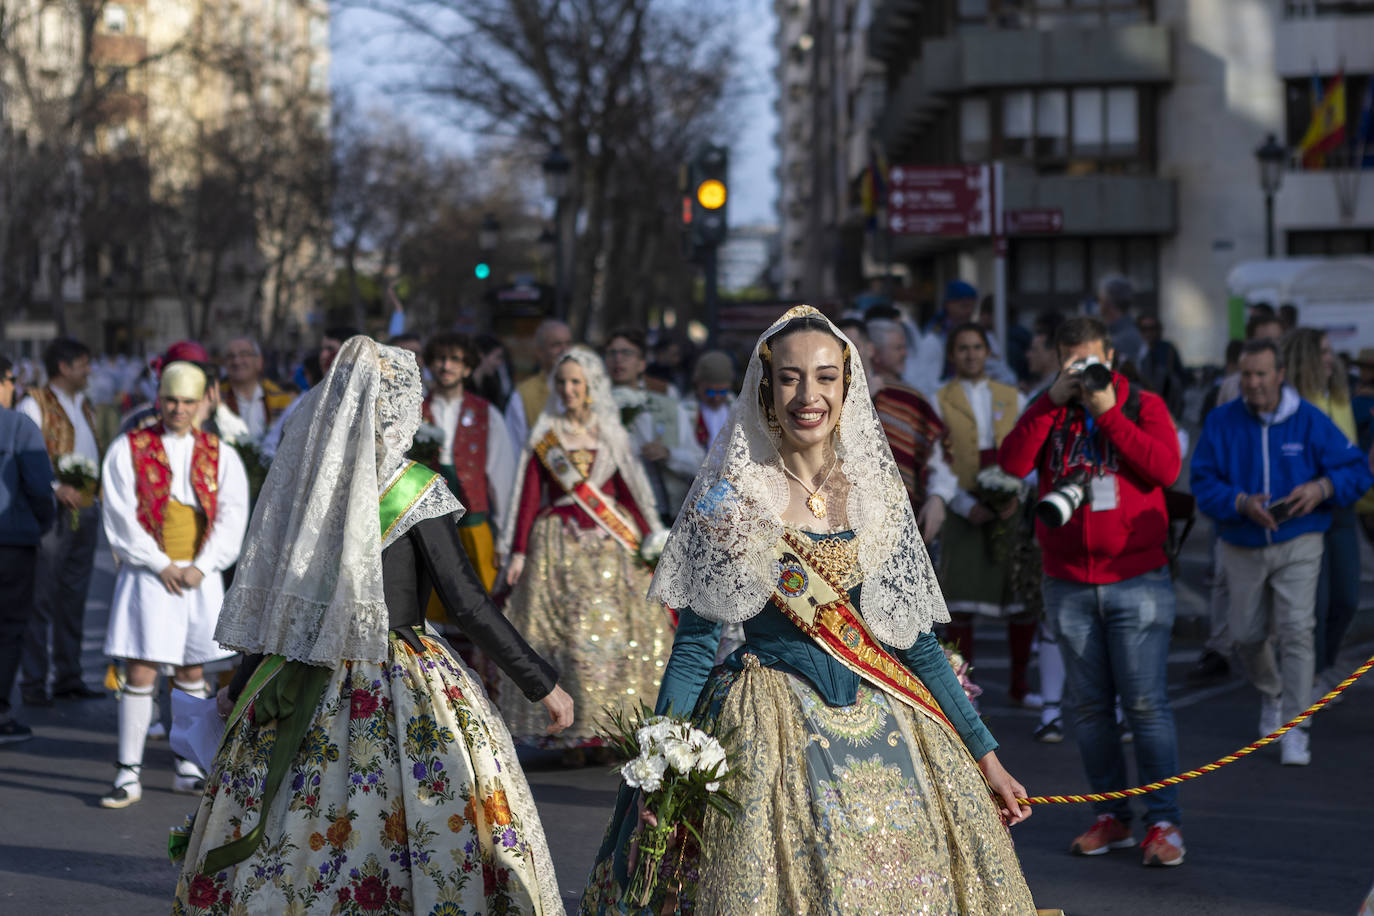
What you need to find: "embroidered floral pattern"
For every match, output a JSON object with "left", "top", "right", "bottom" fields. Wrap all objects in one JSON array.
[
  {"left": 128, "top": 424, "right": 220, "bottom": 551},
  {"left": 173, "top": 634, "right": 560, "bottom": 914}
]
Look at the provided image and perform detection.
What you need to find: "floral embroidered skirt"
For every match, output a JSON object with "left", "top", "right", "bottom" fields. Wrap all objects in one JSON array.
[
  {"left": 581, "top": 659, "right": 1037, "bottom": 915},
  {"left": 496, "top": 515, "right": 675, "bottom": 748},
  {"left": 171, "top": 633, "right": 563, "bottom": 915}
]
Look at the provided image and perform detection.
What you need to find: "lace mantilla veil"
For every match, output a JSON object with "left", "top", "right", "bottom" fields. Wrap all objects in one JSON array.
[
  {"left": 649, "top": 305, "right": 948, "bottom": 649},
  {"left": 215, "top": 337, "right": 462, "bottom": 665},
  {"left": 497, "top": 345, "right": 665, "bottom": 556}
]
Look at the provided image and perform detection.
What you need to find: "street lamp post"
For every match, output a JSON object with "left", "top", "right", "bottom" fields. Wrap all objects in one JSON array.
[
  {"left": 541, "top": 144, "right": 571, "bottom": 320},
  {"left": 1255, "top": 133, "right": 1286, "bottom": 259}
]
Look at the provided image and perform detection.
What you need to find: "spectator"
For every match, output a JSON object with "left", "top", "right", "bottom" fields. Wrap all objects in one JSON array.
[
  {"left": 1191, "top": 314, "right": 1286, "bottom": 683},
  {"left": 1096, "top": 276, "right": 1145, "bottom": 370},
  {"left": 1200, "top": 339, "right": 1245, "bottom": 422},
  {"left": 220, "top": 336, "right": 296, "bottom": 442},
  {"left": 1024, "top": 311, "right": 1066, "bottom": 400},
  {"left": 118, "top": 341, "right": 248, "bottom": 443},
  {"left": 1136, "top": 316, "right": 1187, "bottom": 418},
  {"left": 470, "top": 333, "right": 515, "bottom": 411},
  {"left": 419, "top": 332, "right": 517, "bottom": 592},
  {"left": 647, "top": 333, "right": 694, "bottom": 395},
  {"left": 909, "top": 281, "right": 1016, "bottom": 397},
  {"left": 261, "top": 348, "right": 326, "bottom": 461},
  {"left": 857, "top": 318, "right": 956, "bottom": 542},
  {"left": 933, "top": 324, "right": 1034, "bottom": 704},
  {"left": 0, "top": 356, "right": 57, "bottom": 743},
  {"left": 688, "top": 350, "right": 736, "bottom": 450},
  {"left": 1278, "top": 303, "right": 1299, "bottom": 333},
  {"left": 505, "top": 319, "right": 572, "bottom": 452},
  {"left": 999, "top": 315, "right": 1186, "bottom": 867},
  {"left": 16, "top": 338, "right": 107, "bottom": 705},
  {"left": 604, "top": 327, "right": 703, "bottom": 523},
  {"left": 1282, "top": 329, "right": 1371, "bottom": 701},
  {"left": 1190, "top": 339, "right": 1373, "bottom": 767}
]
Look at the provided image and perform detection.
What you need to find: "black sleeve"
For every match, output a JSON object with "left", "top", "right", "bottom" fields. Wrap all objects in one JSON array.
[
  {"left": 227, "top": 653, "right": 266, "bottom": 702},
  {"left": 410, "top": 514, "right": 559, "bottom": 702}
]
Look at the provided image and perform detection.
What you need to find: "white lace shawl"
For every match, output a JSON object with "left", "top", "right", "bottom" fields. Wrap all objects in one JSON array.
[
  {"left": 497, "top": 345, "right": 664, "bottom": 556},
  {"left": 649, "top": 306, "right": 948, "bottom": 649},
  {"left": 215, "top": 337, "right": 462, "bottom": 665}
]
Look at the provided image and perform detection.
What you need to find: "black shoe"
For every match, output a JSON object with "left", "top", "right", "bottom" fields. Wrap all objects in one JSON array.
[
  {"left": 1032, "top": 718, "right": 1064, "bottom": 744},
  {"left": 1187, "top": 650, "right": 1229, "bottom": 684},
  {"left": 20, "top": 690, "right": 52, "bottom": 707},
  {"left": 0, "top": 720, "right": 34, "bottom": 744},
  {"left": 53, "top": 683, "right": 105, "bottom": 700}
]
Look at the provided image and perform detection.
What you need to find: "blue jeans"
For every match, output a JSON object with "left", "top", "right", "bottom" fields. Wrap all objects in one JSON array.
[
  {"left": 1314, "top": 506, "right": 1360, "bottom": 674},
  {"left": 1044, "top": 566, "right": 1182, "bottom": 826}
]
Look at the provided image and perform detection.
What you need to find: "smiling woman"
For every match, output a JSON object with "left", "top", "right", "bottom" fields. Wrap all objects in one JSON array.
[{"left": 580, "top": 307, "right": 1042, "bottom": 915}]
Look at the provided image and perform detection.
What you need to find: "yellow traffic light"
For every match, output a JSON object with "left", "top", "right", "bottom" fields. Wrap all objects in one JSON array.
[{"left": 696, "top": 179, "right": 727, "bottom": 210}]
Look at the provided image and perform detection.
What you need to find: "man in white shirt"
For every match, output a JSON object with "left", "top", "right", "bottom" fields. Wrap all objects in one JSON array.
[
  {"left": 220, "top": 336, "right": 296, "bottom": 441},
  {"left": 907, "top": 282, "right": 1017, "bottom": 397},
  {"left": 505, "top": 319, "right": 572, "bottom": 453},
  {"left": 418, "top": 332, "right": 516, "bottom": 593},
  {"left": 17, "top": 338, "right": 106, "bottom": 704},
  {"left": 605, "top": 327, "right": 703, "bottom": 522},
  {"left": 98, "top": 362, "right": 249, "bottom": 808}
]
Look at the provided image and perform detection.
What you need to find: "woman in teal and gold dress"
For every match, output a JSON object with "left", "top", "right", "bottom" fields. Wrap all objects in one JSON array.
[
  {"left": 172, "top": 337, "right": 573, "bottom": 915},
  {"left": 581, "top": 307, "right": 1041, "bottom": 915}
]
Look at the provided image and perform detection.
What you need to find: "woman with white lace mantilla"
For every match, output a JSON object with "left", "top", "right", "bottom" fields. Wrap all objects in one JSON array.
[
  {"left": 581, "top": 307, "right": 1039, "bottom": 914},
  {"left": 172, "top": 337, "right": 572, "bottom": 915},
  {"left": 497, "top": 346, "right": 676, "bottom": 756}
]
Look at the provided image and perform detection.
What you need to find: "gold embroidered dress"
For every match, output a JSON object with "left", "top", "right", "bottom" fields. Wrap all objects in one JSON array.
[{"left": 579, "top": 307, "right": 1039, "bottom": 915}]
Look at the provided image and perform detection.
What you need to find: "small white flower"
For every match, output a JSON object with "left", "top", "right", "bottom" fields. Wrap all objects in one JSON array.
[
  {"left": 636, "top": 718, "right": 674, "bottom": 750},
  {"left": 621, "top": 752, "right": 669, "bottom": 793},
  {"left": 662, "top": 738, "right": 699, "bottom": 774},
  {"left": 612, "top": 387, "right": 649, "bottom": 410},
  {"left": 975, "top": 466, "right": 1024, "bottom": 494},
  {"left": 705, "top": 780, "right": 721, "bottom": 792},
  {"left": 414, "top": 422, "right": 444, "bottom": 446}
]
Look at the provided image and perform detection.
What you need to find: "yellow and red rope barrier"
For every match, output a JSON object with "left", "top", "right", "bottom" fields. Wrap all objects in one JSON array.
[{"left": 1017, "top": 651, "right": 1374, "bottom": 806}]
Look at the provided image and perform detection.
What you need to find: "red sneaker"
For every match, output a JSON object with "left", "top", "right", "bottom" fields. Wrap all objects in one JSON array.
[
  {"left": 1141, "top": 822, "right": 1185, "bottom": 867},
  {"left": 1069, "top": 814, "right": 1135, "bottom": 856}
]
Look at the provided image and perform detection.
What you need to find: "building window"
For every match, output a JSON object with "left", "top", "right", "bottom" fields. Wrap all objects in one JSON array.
[
  {"left": 984, "top": 86, "right": 1145, "bottom": 165},
  {"left": 1288, "top": 230, "right": 1374, "bottom": 256},
  {"left": 1036, "top": 89, "right": 1068, "bottom": 158},
  {"left": 103, "top": 4, "right": 128, "bottom": 34},
  {"left": 1012, "top": 236, "right": 1159, "bottom": 310},
  {"left": 960, "top": 96, "right": 991, "bottom": 161}
]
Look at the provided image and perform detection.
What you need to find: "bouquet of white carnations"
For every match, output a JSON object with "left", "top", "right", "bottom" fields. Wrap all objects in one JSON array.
[
  {"left": 407, "top": 422, "right": 444, "bottom": 466},
  {"left": 55, "top": 452, "right": 99, "bottom": 530},
  {"left": 639, "top": 529, "right": 669, "bottom": 568},
  {"left": 613, "top": 386, "right": 650, "bottom": 429},
  {"left": 974, "top": 466, "right": 1025, "bottom": 564},
  {"left": 602, "top": 704, "right": 740, "bottom": 906},
  {"left": 225, "top": 436, "right": 270, "bottom": 506}
]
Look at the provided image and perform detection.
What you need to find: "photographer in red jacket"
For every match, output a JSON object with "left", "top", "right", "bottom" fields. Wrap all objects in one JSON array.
[{"left": 998, "top": 315, "right": 1186, "bottom": 868}]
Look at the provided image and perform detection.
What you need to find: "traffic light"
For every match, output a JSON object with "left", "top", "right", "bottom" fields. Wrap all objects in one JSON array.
[
  {"left": 474, "top": 262, "right": 491, "bottom": 280},
  {"left": 687, "top": 144, "right": 729, "bottom": 250}
]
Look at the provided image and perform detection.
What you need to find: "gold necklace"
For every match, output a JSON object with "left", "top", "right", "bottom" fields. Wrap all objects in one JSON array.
[{"left": 781, "top": 455, "right": 837, "bottom": 519}]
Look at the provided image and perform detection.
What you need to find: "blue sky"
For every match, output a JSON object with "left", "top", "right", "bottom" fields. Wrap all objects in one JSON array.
[{"left": 330, "top": 2, "right": 779, "bottom": 226}]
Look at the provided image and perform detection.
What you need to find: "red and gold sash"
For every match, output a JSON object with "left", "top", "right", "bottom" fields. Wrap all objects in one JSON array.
[
  {"left": 770, "top": 530, "right": 961, "bottom": 743},
  {"left": 128, "top": 424, "right": 220, "bottom": 552},
  {"left": 533, "top": 429, "right": 642, "bottom": 555}
]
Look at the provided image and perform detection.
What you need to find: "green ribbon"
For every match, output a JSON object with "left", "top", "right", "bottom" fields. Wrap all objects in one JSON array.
[{"left": 185, "top": 463, "right": 441, "bottom": 876}]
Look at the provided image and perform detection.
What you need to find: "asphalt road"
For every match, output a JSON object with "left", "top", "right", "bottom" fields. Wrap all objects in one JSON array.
[{"left": 2, "top": 527, "right": 1372, "bottom": 915}]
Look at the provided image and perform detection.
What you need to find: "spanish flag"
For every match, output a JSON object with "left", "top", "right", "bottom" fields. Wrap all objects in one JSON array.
[
  {"left": 860, "top": 148, "right": 888, "bottom": 232},
  {"left": 1299, "top": 72, "right": 1347, "bottom": 169}
]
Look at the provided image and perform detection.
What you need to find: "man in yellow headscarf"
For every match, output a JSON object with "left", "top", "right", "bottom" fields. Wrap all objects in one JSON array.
[{"left": 98, "top": 361, "right": 250, "bottom": 808}]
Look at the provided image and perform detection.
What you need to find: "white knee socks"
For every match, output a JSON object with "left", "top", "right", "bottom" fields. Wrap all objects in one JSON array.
[
  {"left": 1038, "top": 624, "right": 1067, "bottom": 726},
  {"left": 117, "top": 683, "right": 155, "bottom": 776}
]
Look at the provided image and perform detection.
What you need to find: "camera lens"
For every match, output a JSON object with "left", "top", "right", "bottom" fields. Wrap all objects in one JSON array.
[
  {"left": 1080, "top": 363, "right": 1113, "bottom": 393},
  {"left": 1036, "top": 481, "right": 1088, "bottom": 528}
]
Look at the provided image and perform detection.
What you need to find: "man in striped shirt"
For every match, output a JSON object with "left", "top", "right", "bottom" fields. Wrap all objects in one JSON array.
[{"left": 840, "top": 318, "right": 957, "bottom": 543}]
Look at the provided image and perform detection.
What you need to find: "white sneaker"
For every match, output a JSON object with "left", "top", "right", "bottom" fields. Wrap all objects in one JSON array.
[
  {"left": 1259, "top": 695, "right": 1282, "bottom": 739},
  {"left": 1280, "top": 728, "right": 1310, "bottom": 766}
]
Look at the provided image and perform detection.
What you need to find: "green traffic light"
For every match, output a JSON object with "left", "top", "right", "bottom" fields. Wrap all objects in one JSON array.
[{"left": 475, "top": 263, "right": 491, "bottom": 280}]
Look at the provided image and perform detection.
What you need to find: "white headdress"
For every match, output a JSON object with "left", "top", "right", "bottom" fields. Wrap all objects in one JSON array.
[
  {"left": 649, "top": 306, "right": 947, "bottom": 649},
  {"left": 215, "top": 337, "right": 462, "bottom": 665},
  {"left": 498, "top": 345, "right": 664, "bottom": 555}
]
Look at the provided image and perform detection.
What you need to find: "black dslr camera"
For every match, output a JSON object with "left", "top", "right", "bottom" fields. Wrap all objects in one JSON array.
[{"left": 1067, "top": 356, "right": 1113, "bottom": 393}]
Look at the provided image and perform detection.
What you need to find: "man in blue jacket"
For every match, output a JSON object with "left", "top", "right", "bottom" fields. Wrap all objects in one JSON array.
[
  {"left": 0, "top": 356, "right": 58, "bottom": 743},
  {"left": 1191, "top": 338, "right": 1374, "bottom": 766}
]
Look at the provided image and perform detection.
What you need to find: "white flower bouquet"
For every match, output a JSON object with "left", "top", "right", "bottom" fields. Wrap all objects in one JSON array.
[
  {"left": 407, "top": 422, "right": 444, "bottom": 466},
  {"left": 55, "top": 452, "right": 99, "bottom": 529},
  {"left": 639, "top": 529, "right": 669, "bottom": 567},
  {"left": 225, "top": 436, "right": 271, "bottom": 505},
  {"left": 613, "top": 386, "right": 650, "bottom": 430},
  {"left": 601, "top": 704, "right": 740, "bottom": 906},
  {"left": 974, "top": 465, "right": 1026, "bottom": 564}
]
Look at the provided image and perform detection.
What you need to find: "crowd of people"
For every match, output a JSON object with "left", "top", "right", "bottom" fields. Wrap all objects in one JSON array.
[{"left": 0, "top": 278, "right": 1372, "bottom": 912}]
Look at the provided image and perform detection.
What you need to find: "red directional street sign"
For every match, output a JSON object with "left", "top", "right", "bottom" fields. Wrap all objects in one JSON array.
[
  {"left": 887, "top": 164, "right": 991, "bottom": 237},
  {"left": 1006, "top": 208, "right": 1064, "bottom": 234}
]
